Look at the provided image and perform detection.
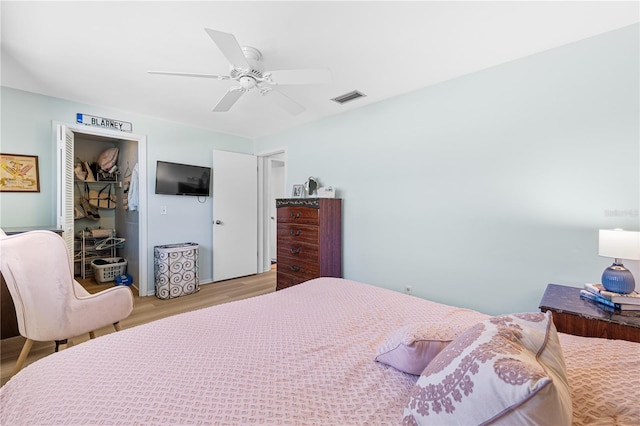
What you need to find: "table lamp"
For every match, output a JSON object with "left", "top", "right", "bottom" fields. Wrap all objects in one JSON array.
[{"left": 598, "top": 229, "right": 640, "bottom": 294}]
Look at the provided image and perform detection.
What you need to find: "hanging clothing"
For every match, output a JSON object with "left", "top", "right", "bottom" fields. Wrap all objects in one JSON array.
[
  {"left": 128, "top": 162, "right": 139, "bottom": 211},
  {"left": 122, "top": 168, "right": 131, "bottom": 211}
]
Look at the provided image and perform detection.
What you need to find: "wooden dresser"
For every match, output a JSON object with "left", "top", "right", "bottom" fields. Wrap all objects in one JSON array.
[{"left": 276, "top": 198, "right": 342, "bottom": 290}]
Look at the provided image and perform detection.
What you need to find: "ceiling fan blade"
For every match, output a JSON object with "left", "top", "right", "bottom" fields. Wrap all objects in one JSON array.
[
  {"left": 204, "top": 28, "right": 250, "bottom": 68},
  {"left": 266, "top": 89, "right": 305, "bottom": 115},
  {"left": 212, "top": 87, "right": 245, "bottom": 112},
  {"left": 148, "top": 71, "right": 231, "bottom": 80},
  {"left": 267, "top": 68, "right": 331, "bottom": 85}
]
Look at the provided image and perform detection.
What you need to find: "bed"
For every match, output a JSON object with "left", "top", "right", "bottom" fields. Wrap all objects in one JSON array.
[{"left": 1, "top": 278, "right": 638, "bottom": 425}]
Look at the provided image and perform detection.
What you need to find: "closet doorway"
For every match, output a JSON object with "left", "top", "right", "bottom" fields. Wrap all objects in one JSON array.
[{"left": 54, "top": 122, "right": 149, "bottom": 296}]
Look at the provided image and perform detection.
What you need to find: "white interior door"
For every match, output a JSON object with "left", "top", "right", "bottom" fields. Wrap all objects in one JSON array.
[
  {"left": 212, "top": 150, "right": 258, "bottom": 281},
  {"left": 56, "top": 125, "right": 75, "bottom": 263}
]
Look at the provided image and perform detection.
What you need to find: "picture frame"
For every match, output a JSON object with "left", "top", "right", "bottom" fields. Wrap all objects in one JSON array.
[
  {"left": 292, "top": 184, "right": 304, "bottom": 198},
  {"left": 0, "top": 153, "right": 40, "bottom": 192}
]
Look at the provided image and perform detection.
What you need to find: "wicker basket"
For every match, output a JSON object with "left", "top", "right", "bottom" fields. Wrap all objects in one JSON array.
[{"left": 91, "top": 257, "right": 127, "bottom": 283}]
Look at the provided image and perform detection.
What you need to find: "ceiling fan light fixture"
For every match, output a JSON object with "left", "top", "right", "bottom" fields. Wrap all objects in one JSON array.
[
  {"left": 331, "top": 90, "right": 367, "bottom": 105},
  {"left": 239, "top": 76, "right": 257, "bottom": 90}
]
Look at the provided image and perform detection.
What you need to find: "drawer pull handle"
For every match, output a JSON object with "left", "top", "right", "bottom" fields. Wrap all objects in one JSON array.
[
  {"left": 290, "top": 265, "right": 302, "bottom": 272},
  {"left": 290, "top": 247, "right": 302, "bottom": 254},
  {"left": 290, "top": 229, "right": 302, "bottom": 237},
  {"left": 290, "top": 211, "right": 302, "bottom": 219},
  {"left": 289, "top": 279, "right": 294, "bottom": 285}
]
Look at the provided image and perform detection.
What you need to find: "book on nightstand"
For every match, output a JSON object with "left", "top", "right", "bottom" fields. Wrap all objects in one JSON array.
[
  {"left": 580, "top": 288, "right": 640, "bottom": 312},
  {"left": 584, "top": 283, "right": 640, "bottom": 305}
]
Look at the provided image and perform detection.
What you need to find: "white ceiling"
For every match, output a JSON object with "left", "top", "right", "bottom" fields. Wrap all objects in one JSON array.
[{"left": 2, "top": 1, "right": 638, "bottom": 140}]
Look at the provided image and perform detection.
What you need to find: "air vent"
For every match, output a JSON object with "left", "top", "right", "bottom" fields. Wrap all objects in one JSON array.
[{"left": 331, "top": 90, "right": 367, "bottom": 104}]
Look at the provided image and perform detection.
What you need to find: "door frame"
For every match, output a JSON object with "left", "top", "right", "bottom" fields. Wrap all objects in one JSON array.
[
  {"left": 53, "top": 121, "right": 149, "bottom": 296},
  {"left": 256, "top": 148, "right": 287, "bottom": 274}
]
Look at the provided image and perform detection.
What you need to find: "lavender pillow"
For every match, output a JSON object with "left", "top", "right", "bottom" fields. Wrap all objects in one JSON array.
[
  {"left": 403, "top": 312, "right": 572, "bottom": 425},
  {"left": 375, "top": 322, "right": 460, "bottom": 375}
]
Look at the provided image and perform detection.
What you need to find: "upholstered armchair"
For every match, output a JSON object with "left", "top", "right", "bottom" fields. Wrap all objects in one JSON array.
[{"left": 0, "top": 230, "right": 134, "bottom": 375}]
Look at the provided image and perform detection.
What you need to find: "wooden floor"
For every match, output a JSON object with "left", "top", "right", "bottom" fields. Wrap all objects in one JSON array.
[{"left": 0, "top": 267, "right": 276, "bottom": 387}]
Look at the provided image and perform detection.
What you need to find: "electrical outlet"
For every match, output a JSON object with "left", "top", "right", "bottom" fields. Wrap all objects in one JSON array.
[
  {"left": 404, "top": 285, "right": 412, "bottom": 295},
  {"left": 160, "top": 206, "right": 167, "bottom": 215}
]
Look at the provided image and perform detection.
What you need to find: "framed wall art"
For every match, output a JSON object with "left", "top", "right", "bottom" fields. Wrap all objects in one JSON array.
[
  {"left": 292, "top": 184, "right": 305, "bottom": 198},
  {"left": 0, "top": 153, "right": 40, "bottom": 192}
]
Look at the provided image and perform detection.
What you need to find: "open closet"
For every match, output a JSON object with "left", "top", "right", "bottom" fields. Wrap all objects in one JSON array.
[
  {"left": 73, "top": 134, "right": 137, "bottom": 284},
  {"left": 56, "top": 123, "right": 149, "bottom": 296}
]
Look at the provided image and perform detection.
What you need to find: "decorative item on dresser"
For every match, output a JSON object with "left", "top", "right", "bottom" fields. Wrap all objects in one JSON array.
[
  {"left": 598, "top": 229, "right": 640, "bottom": 294},
  {"left": 276, "top": 198, "right": 342, "bottom": 290}
]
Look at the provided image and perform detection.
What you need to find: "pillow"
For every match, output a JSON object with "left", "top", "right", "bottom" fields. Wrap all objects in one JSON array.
[
  {"left": 375, "top": 322, "right": 459, "bottom": 375},
  {"left": 97, "top": 147, "right": 118, "bottom": 171},
  {"left": 403, "top": 312, "right": 572, "bottom": 426}
]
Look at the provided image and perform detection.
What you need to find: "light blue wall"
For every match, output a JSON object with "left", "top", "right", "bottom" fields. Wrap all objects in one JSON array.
[
  {"left": 0, "top": 87, "right": 253, "bottom": 284},
  {"left": 256, "top": 24, "right": 640, "bottom": 315},
  {"left": 2, "top": 25, "right": 637, "bottom": 314}
]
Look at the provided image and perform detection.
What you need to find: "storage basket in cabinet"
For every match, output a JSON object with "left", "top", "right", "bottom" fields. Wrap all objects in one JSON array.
[
  {"left": 154, "top": 243, "right": 199, "bottom": 299},
  {"left": 91, "top": 257, "right": 127, "bottom": 283}
]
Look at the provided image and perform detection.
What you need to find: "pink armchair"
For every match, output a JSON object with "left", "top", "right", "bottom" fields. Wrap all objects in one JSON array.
[{"left": 0, "top": 230, "right": 133, "bottom": 375}]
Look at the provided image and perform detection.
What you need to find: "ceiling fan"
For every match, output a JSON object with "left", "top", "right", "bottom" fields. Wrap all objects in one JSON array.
[{"left": 148, "top": 28, "right": 330, "bottom": 115}]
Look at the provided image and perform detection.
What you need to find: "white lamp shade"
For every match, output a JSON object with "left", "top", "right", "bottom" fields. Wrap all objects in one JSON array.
[{"left": 598, "top": 229, "right": 640, "bottom": 260}]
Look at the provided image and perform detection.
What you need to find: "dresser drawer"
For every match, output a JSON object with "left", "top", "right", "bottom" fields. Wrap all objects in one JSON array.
[
  {"left": 277, "top": 224, "right": 319, "bottom": 244},
  {"left": 277, "top": 241, "right": 319, "bottom": 264},
  {"left": 277, "top": 270, "right": 316, "bottom": 290},
  {"left": 277, "top": 257, "right": 320, "bottom": 276},
  {"left": 277, "top": 206, "right": 319, "bottom": 225}
]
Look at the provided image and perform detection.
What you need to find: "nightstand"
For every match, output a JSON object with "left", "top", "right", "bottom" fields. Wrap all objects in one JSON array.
[{"left": 539, "top": 284, "right": 640, "bottom": 343}]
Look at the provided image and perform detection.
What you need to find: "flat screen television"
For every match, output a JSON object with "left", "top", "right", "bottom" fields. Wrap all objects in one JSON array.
[{"left": 155, "top": 161, "right": 211, "bottom": 196}]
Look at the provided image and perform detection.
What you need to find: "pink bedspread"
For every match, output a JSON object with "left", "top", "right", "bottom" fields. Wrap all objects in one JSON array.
[
  {"left": 559, "top": 333, "right": 640, "bottom": 425},
  {"left": 1, "top": 278, "right": 638, "bottom": 425}
]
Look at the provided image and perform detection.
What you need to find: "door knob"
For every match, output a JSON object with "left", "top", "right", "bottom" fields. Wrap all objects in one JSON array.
[{"left": 215, "top": 220, "right": 222, "bottom": 225}]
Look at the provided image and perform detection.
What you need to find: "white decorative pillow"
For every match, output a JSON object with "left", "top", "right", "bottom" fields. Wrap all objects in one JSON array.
[
  {"left": 375, "top": 322, "right": 459, "bottom": 375},
  {"left": 403, "top": 312, "right": 572, "bottom": 425}
]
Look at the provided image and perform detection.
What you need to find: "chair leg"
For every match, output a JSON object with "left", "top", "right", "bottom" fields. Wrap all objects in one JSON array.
[
  {"left": 12, "top": 338, "right": 34, "bottom": 376},
  {"left": 54, "top": 339, "right": 68, "bottom": 352},
  {"left": 113, "top": 322, "right": 121, "bottom": 332},
  {"left": 89, "top": 331, "right": 96, "bottom": 339}
]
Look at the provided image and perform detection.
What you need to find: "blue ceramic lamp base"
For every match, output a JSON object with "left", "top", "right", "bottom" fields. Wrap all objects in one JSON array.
[{"left": 601, "top": 262, "right": 636, "bottom": 294}]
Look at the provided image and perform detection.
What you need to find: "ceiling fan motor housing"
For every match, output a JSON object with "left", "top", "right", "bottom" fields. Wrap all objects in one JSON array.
[{"left": 230, "top": 46, "right": 265, "bottom": 87}]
